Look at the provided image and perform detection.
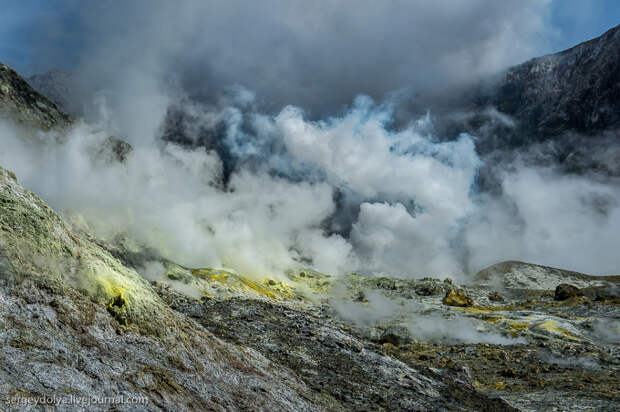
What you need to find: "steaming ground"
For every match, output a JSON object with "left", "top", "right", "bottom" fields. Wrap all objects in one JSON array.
[
  {"left": 1, "top": 92, "right": 619, "bottom": 280},
  {"left": 330, "top": 291, "right": 525, "bottom": 345}
]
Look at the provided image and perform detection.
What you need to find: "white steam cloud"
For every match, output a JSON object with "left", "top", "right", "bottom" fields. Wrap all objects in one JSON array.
[
  {"left": 464, "top": 164, "right": 620, "bottom": 275},
  {"left": 1, "top": 89, "right": 619, "bottom": 279},
  {"left": 331, "top": 292, "right": 525, "bottom": 345}
]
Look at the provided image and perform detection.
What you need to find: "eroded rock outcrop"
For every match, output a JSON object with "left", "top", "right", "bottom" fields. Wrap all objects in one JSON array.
[
  {"left": 443, "top": 289, "right": 475, "bottom": 307},
  {"left": 0, "top": 62, "right": 73, "bottom": 130},
  {"left": 487, "top": 24, "right": 620, "bottom": 138}
]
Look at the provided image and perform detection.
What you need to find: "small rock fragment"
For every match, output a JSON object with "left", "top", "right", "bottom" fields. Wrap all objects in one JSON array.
[{"left": 353, "top": 290, "right": 366, "bottom": 302}]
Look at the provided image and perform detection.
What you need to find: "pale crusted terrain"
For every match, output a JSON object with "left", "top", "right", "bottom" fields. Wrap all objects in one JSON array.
[
  {"left": 1, "top": 156, "right": 618, "bottom": 410},
  {"left": 1, "top": 166, "right": 522, "bottom": 411},
  {"left": 125, "top": 247, "right": 619, "bottom": 410},
  {"left": 0, "top": 166, "right": 327, "bottom": 411}
]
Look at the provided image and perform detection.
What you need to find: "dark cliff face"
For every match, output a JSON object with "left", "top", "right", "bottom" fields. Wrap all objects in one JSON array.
[
  {"left": 406, "top": 24, "right": 620, "bottom": 181},
  {"left": 397, "top": 24, "right": 620, "bottom": 157},
  {"left": 489, "top": 24, "right": 620, "bottom": 139},
  {"left": 0, "top": 62, "right": 73, "bottom": 130}
]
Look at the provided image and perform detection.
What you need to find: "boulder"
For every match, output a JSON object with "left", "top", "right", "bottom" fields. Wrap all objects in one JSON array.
[
  {"left": 443, "top": 289, "right": 474, "bottom": 307},
  {"left": 554, "top": 284, "right": 583, "bottom": 301}
]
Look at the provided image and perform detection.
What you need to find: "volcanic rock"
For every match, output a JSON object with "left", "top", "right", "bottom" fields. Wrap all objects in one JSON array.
[
  {"left": 555, "top": 283, "right": 584, "bottom": 301},
  {"left": 443, "top": 289, "right": 475, "bottom": 307},
  {"left": 0, "top": 61, "right": 72, "bottom": 130}
]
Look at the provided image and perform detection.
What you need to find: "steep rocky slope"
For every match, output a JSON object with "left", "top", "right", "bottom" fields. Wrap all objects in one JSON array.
[
  {"left": 486, "top": 24, "right": 620, "bottom": 138},
  {"left": 0, "top": 62, "right": 72, "bottom": 130},
  {"left": 0, "top": 166, "right": 323, "bottom": 410},
  {"left": 398, "top": 24, "right": 620, "bottom": 165}
]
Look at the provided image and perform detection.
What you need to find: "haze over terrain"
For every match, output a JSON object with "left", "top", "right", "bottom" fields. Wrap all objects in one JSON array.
[
  {"left": 1, "top": 2, "right": 619, "bottom": 411},
  {"left": 2, "top": 1, "right": 620, "bottom": 282}
]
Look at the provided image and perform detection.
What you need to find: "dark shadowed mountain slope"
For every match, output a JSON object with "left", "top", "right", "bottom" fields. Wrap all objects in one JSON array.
[
  {"left": 0, "top": 62, "right": 73, "bottom": 130},
  {"left": 406, "top": 24, "right": 620, "bottom": 180},
  {"left": 398, "top": 24, "right": 620, "bottom": 155},
  {"left": 486, "top": 23, "right": 620, "bottom": 138}
]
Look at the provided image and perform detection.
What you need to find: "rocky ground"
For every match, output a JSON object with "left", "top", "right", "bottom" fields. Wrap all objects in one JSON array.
[
  {"left": 3, "top": 161, "right": 617, "bottom": 410},
  {"left": 149, "top": 261, "right": 619, "bottom": 411}
]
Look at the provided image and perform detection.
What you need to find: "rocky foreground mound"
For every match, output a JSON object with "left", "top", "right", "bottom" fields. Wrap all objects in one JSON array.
[
  {"left": 1, "top": 165, "right": 618, "bottom": 411},
  {"left": 1, "top": 165, "right": 518, "bottom": 411}
]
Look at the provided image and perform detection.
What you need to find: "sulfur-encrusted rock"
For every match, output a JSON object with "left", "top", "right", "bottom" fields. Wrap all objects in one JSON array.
[
  {"left": 443, "top": 289, "right": 475, "bottom": 307},
  {"left": 0, "top": 166, "right": 325, "bottom": 410}
]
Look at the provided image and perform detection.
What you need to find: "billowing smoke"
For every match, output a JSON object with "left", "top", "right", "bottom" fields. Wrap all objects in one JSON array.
[
  {"left": 2, "top": 89, "right": 620, "bottom": 279},
  {"left": 464, "top": 164, "right": 620, "bottom": 275},
  {"left": 21, "top": 0, "right": 553, "bottom": 117},
  {"left": 331, "top": 292, "right": 525, "bottom": 345},
  {"left": 2, "top": 0, "right": 619, "bottom": 279}
]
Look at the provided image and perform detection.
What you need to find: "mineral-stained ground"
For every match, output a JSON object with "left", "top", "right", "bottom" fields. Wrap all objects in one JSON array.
[{"left": 1, "top": 165, "right": 618, "bottom": 411}]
